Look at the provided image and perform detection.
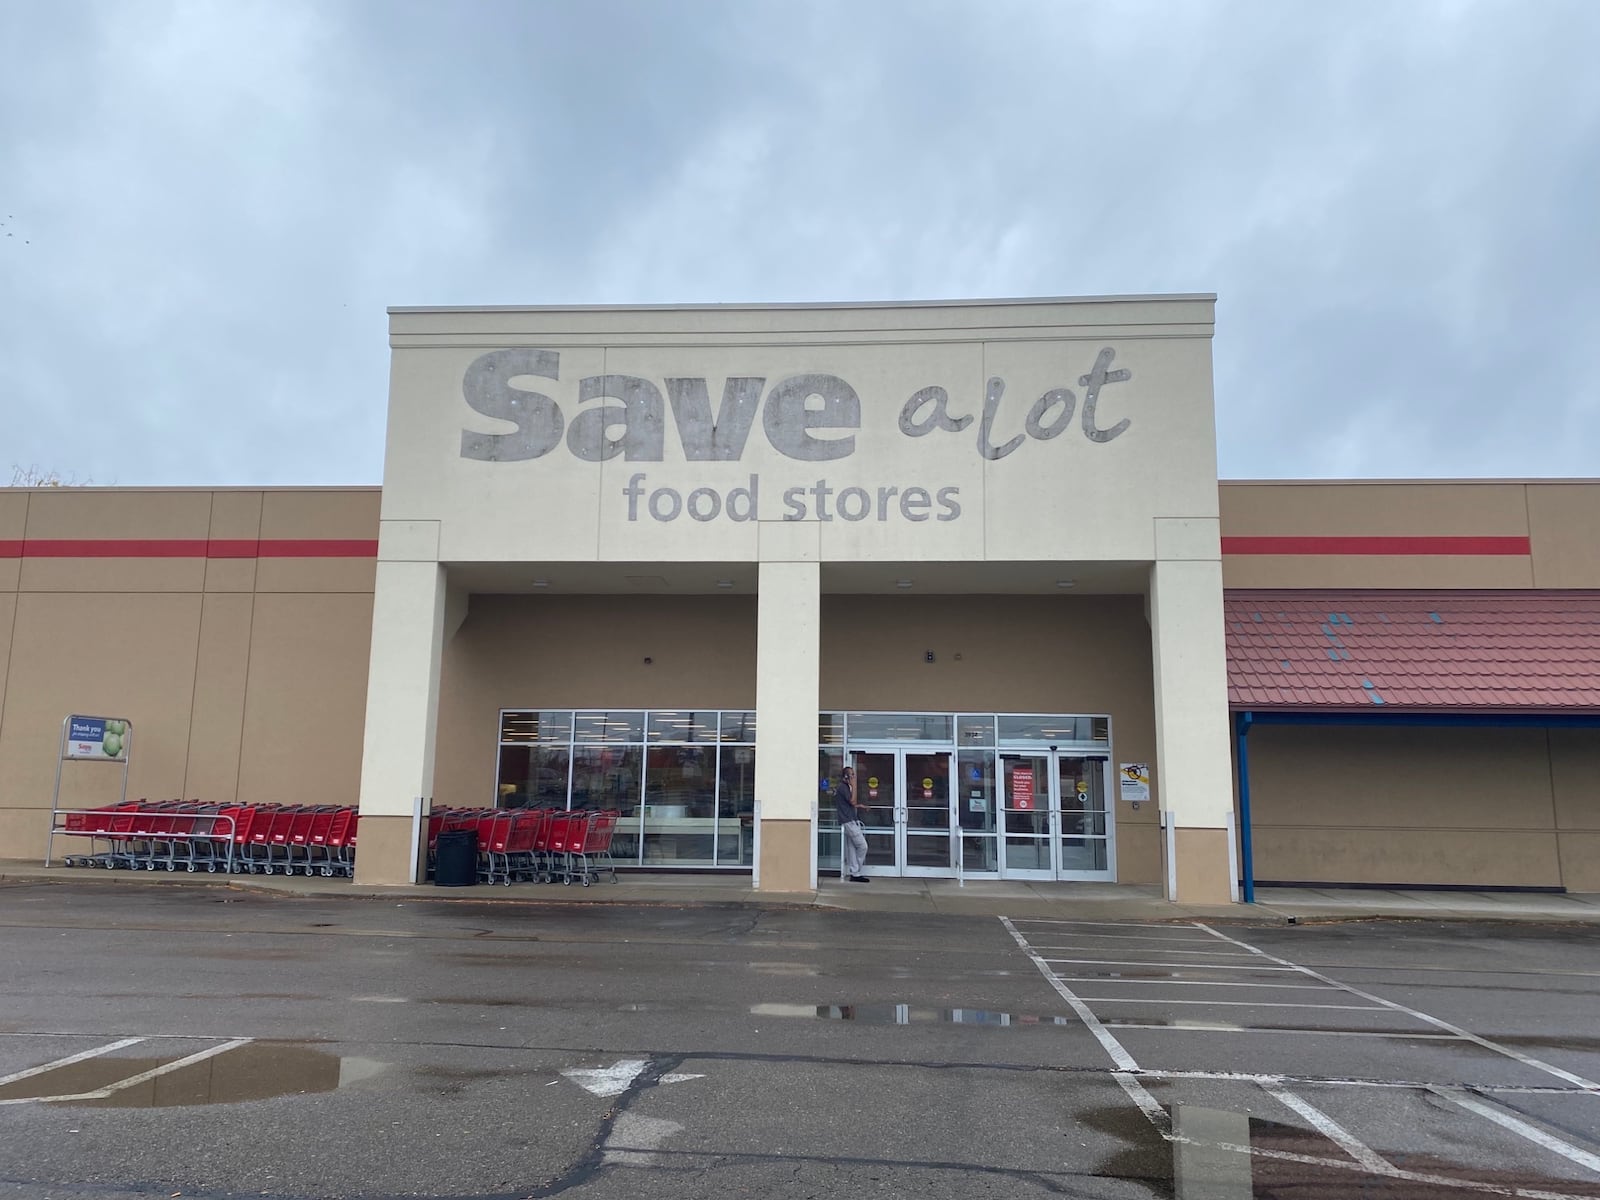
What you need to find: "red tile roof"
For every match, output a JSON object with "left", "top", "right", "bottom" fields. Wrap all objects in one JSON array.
[{"left": 1225, "top": 590, "right": 1600, "bottom": 712}]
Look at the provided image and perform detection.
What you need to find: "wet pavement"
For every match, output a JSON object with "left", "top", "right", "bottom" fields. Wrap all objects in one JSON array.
[{"left": 0, "top": 880, "right": 1596, "bottom": 1198}]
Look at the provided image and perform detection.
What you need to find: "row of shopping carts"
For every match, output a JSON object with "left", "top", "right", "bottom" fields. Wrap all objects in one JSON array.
[
  {"left": 426, "top": 806, "right": 620, "bottom": 886},
  {"left": 54, "top": 801, "right": 358, "bottom": 877}
]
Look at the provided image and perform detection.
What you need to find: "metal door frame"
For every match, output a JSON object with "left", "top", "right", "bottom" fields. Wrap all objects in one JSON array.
[
  {"left": 849, "top": 744, "right": 957, "bottom": 878},
  {"left": 997, "top": 750, "right": 1116, "bottom": 881}
]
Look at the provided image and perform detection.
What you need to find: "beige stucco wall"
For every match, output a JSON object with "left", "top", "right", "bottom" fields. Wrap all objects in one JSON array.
[
  {"left": 1221, "top": 480, "right": 1600, "bottom": 589},
  {"left": 1243, "top": 724, "right": 1599, "bottom": 889},
  {"left": 6, "top": 473, "right": 1598, "bottom": 889},
  {"left": 0, "top": 488, "right": 378, "bottom": 862},
  {"left": 434, "top": 594, "right": 759, "bottom": 810}
]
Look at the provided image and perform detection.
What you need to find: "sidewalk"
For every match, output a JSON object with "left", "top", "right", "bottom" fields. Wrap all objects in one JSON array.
[{"left": 5, "top": 860, "right": 1599, "bottom": 924}]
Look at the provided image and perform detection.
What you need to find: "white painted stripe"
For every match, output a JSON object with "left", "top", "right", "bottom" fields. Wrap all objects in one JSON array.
[
  {"left": 1104, "top": 1023, "right": 1457, "bottom": 1040},
  {"left": 1030, "top": 945, "right": 1258, "bottom": 957},
  {"left": 86, "top": 1039, "right": 252, "bottom": 1099},
  {"left": 1265, "top": 1086, "right": 1396, "bottom": 1174},
  {"left": 998, "top": 916, "right": 1140, "bottom": 1072},
  {"left": 1113, "top": 1070, "right": 1170, "bottom": 1133},
  {"left": 1008, "top": 918, "right": 1211, "bottom": 932},
  {"left": 0, "top": 1039, "right": 145, "bottom": 1087},
  {"left": 1034, "top": 930, "right": 1239, "bottom": 943},
  {"left": 1140, "top": 1069, "right": 1600, "bottom": 1096},
  {"left": 1194, "top": 923, "right": 1600, "bottom": 1092},
  {"left": 1041, "top": 957, "right": 1300, "bottom": 971},
  {"left": 1052, "top": 977, "right": 1337, "bottom": 990},
  {"left": 1166, "top": 1132, "right": 1585, "bottom": 1200},
  {"left": 1086, "top": 998, "right": 1386, "bottom": 1010},
  {"left": 1431, "top": 1086, "right": 1600, "bottom": 1176},
  {"left": 1, "top": 1039, "right": 252, "bottom": 1106}
]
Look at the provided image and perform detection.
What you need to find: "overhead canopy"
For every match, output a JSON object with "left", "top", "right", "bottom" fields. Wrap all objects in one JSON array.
[{"left": 1224, "top": 590, "right": 1600, "bottom": 712}]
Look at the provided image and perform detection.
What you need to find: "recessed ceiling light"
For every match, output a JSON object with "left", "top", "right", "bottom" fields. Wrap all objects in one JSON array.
[
  {"left": 895, "top": 579, "right": 913, "bottom": 589},
  {"left": 532, "top": 579, "right": 550, "bottom": 588},
  {"left": 1056, "top": 579, "right": 1076, "bottom": 589},
  {"left": 716, "top": 579, "right": 734, "bottom": 588}
]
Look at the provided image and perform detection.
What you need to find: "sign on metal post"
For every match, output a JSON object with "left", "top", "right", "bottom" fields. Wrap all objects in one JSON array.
[{"left": 46, "top": 715, "right": 133, "bottom": 867}]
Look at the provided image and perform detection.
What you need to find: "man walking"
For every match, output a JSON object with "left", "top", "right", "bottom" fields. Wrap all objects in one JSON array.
[{"left": 835, "top": 765, "right": 870, "bottom": 882}]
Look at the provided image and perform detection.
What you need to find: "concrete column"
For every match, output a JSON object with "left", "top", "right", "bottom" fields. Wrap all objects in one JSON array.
[
  {"left": 1149, "top": 554, "right": 1235, "bottom": 905},
  {"left": 354, "top": 559, "right": 448, "bottom": 885},
  {"left": 754, "top": 559, "right": 821, "bottom": 892}
]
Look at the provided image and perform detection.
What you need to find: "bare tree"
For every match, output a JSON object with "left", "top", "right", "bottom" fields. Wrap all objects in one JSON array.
[{"left": 9, "top": 464, "right": 97, "bottom": 487}]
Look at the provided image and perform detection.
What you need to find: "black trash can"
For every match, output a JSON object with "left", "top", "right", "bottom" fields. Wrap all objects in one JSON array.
[{"left": 434, "top": 829, "right": 478, "bottom": 887}]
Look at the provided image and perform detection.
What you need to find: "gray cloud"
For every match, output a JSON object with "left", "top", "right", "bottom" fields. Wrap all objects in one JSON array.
[{"left": 2, "top": 0, "right": 1596, "bottom": 485}]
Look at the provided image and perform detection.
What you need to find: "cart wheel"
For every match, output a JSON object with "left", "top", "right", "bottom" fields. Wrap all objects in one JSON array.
[
  {"left": 187, "top": 864, "right": 197, "bottom": 873},
  {"left": 582, "top": 877, "right": 591, "bottom": 887}
]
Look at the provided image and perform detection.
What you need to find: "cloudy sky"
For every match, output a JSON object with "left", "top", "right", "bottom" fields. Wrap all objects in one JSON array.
[{"left": 2, "top": 0, "right": 1596, "bottom": 486}]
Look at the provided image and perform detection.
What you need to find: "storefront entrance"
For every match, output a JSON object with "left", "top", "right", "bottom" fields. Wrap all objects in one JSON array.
[
  {"left": 850, "top": 748, "right": 955, "bottom": 877},
  {"left": 997, "top": 752, "right": 1113, "bottom": 881},
  {"left": 828, "top": 715, "right": 1116, "bottom": 882}
]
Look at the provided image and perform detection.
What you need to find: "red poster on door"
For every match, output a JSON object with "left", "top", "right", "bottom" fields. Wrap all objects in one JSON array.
[{"left": 1012, "top": 767, "right": 1035, "bottom": 810}]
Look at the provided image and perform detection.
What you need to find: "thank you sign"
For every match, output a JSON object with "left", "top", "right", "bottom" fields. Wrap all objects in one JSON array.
[{"left": 66, "top": 716, "right": 128, "bottom": 761}]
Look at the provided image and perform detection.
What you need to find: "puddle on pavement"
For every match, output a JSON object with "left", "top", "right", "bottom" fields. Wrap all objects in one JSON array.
[
  {"left": 750, "top": 1003, "right": 1075, "bottom": 1026},
  {"left": 1087, "top": 1100, "right": 1600, "bottom": 1199},
  {"left": 0, "top": 1042, "right": 387, "bottom": 1109}
]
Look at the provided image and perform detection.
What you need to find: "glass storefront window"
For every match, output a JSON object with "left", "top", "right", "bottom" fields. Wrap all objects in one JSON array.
[
  {"left": 642, "top": 745, "right": 716, "bottom": 865},
  {"left": 574, "top": 711, "right": 645, "bottom": 743},
  {"left": 957, "top": 715, "right": 995, "bottom": 746},
  {"left": 719, "top": 711, "right": 757, "bottom": 743},
  {"left": 998, "top": 714, "right": 1089, "bottom": 744},
  {"left": 956, "top": 749, "right": 997, "bottom": 873},
  {"left": 846, "top": 713, "right": 953, "bottom": 742},
  {"left": 499, "top": 710, "right": 573, "bottom": 744},
  {"left": 647, "top": 711, "right": 717, "bottom": 743},
  {"left": 816, "top": 746, "right": 845, "bottom": 873},
  {"left": 818, "top": 713, "right": 844, "bottom": 746},
  {"left": 717, "top": 745, "right": 757, "bottom": 865},
  {"left": 496, "top": 745, "right": 571, "bottom": 809}
]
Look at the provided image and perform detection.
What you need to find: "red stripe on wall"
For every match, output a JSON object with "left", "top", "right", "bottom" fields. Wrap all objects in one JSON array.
[
  {"left": 1221, "top": 535, "right": 1532, "bottom": 556},
  {"left": 0, "top": 538, "right": 379, "bottom": 559}
]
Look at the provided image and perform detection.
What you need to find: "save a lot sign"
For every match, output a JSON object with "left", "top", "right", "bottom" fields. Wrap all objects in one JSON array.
[{"left": 66, "top": 716, "right": 128, "bottom": 761}]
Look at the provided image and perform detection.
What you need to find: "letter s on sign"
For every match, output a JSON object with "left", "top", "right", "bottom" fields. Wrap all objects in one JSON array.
[{"left": 460, "top": 350, "right": 564, "bottom": 461}]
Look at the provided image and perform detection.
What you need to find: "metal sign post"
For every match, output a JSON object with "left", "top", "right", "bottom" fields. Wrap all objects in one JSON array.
[{"left": 46, "top": 715, "right": 133, "bottom": 867}]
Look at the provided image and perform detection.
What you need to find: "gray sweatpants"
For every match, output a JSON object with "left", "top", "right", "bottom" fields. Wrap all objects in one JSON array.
[{"left": 841, "top": 820, "right": 868, "bottom": 877}]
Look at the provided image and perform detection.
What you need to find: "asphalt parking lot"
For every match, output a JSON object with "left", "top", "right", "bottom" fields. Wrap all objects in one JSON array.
[{"left": 0, "top": 881, "right": 1597, "bottom": 1199}]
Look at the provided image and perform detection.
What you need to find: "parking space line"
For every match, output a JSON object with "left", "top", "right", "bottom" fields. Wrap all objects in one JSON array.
[
  {"left": 1053, "top": 977, "right": 1338, "bottom": 990},
  {"left": 1032, "top": 931, "right": 1250, "bottom": 944},
  {"left": 1029, "top": 945, "right": 1258, "bottom": 957},
  {"left": 1265, "top": 1085, "right": 1394, "bottom": 1174},
  {"left": 1009, "top": 919, "right": 1212, "bottom": 932},
  {"left": 1040, "top": 957, "right": 1301, "bottom": 971},
  {"left": 0, "top": 1039, "right": 145, "bottom": 1088},
  {"left": 1104, "top": 1023, "right": 1459, "bottom": 1040},
  {"left": 1004, "top": 918, "right": 1600, "bottom": 1196},
  {"left": 0, "top": 1038, "right": 251, "bottom": 1106},
  {"left": 1086, "top": 998, "right": 1386, "bottom": 1010},
  {"left": 998, "top": 917, "right": 1140, "bottom": 1072},
  {"left": 1430, "top": 1086, "right": 1600, "bottom": 1176},
  {"left": 1194, "top": 924, "right": 1600, "bottom": 1092}
]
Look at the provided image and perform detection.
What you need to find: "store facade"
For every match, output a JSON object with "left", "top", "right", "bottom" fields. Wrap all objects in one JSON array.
[
  {"left": 7, "top": 298, "right": 1594, "bottom": 898},
  {"left": 366, "top": 296, "right": 1233, "bottom": 897}
]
